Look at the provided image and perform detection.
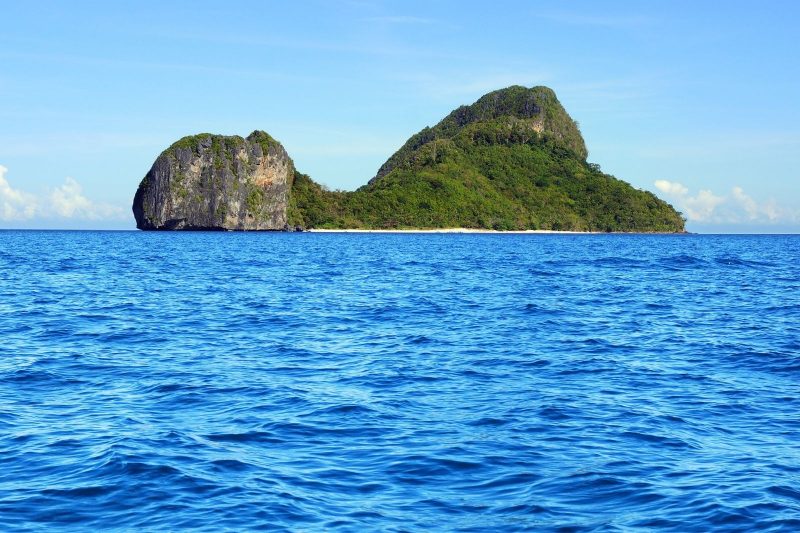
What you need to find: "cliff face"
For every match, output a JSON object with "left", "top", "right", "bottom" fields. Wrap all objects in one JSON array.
[{"left": 132, "top": 131, "right": 293, "bottom": 230}]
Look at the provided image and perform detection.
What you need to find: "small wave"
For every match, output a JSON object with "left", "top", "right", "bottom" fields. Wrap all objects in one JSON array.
[
  {"left": 210, "top": 459, "right": 254, "bottom": 472},
  {"left": 385, "top": 455, "right": 484, "bottom": 480},
  {"left": 40, "top": 485, "right": 111, "bottom": 498},
  {"left": 495, "top": 503, "right": 550, "bottom": 515},
  {"left": 621, "top": 431, "right": 698, "bottom": 450},
  {"left": 727, "top": 349, "right": 800, "bottom": 373},
  {"left": 468, "top": 417, "right": 510, "bottom": 427},
  {"left": 0, "top": 368, "right": 85, "bottom": 386},
  {"left": 469, "top": 472, "right": 541, "bottom": 490},
  {"left": 590, "top": 257, "right": 650, "bottom": 269},
  {"left": 304, "top": 404, "right": 378, "bottom": 417},
  {"left": 141, "top": 382, "right": 206, "bottom": 395},
  {"left": 538, "top": 406, "right": 573, "bottom": 421},
  {"left": 522, "top": 302, "right": 564, "bottom": 315},
  {"left": 714, "top": 256, "right": 775, "bottom": 268},
  {"left": 355, "top": 482, "right": 385, "bottom": 494},
  {"left": 527, "top": 267, "right": 560, "bottom": 277},
  {"left": 56, "top": 258, "right": 81, "bottom": 272},
  {"left": 768, "top": 485, "right": 800, "bottom": 502},
  {"left": 659, "top": 254, "right": 708, "bottom": 269},
  {"left": 205, "top": 431, "right": 283, "bottom": 444},
  {"left": 518, "top": 358, "right": 551, "bottom": 368},
  {"left": 765, "top": 303, "right": 800, "bottom": 314}
]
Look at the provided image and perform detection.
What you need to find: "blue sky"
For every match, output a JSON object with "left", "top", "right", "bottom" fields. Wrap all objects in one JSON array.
[{"left": 1, "top": 0, "right": 798, "bottom": 231}]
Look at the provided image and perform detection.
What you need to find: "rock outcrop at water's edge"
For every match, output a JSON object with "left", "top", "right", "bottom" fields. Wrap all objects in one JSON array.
[{"left": 133, "top": 131, "right": 293, "bottom": 230}]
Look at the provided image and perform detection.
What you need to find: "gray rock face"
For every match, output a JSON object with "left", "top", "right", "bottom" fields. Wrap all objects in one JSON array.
[{"left": 132, "top": 131, "right": 293, "bottom": 230}]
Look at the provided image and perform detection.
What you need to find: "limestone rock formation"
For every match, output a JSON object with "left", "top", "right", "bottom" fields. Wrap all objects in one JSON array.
[{"left": 132, "top": 131, "right": 293, "bottom": 230}]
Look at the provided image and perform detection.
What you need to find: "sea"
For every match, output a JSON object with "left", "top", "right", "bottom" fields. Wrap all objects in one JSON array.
[{"left": 0, "top": 231, "right": 798, "bottom": 531}]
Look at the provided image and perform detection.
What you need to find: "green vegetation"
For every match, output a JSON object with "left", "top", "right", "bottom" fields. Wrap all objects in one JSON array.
[
  {"left": 287, "top": 171, "right": 349, "bottom": 228},
  {"left": 288, "top": 86, "right": 685, "bottom": 232},
  {"left": 373, "top": 85, "right": 587, "bottom": 181},
  {"left": 163, "top": 132, "right": 247, "bottom": 159},
  {"left": 141, "top": 86, "right": 685, "bottom": 233},
  {"left": 247, "top": 130, "right": 280, "bottom": 157},
  {"left": 162, "top": 133, "right": 212, "bottom": 156},
  {"left": 211, "top": 136, "right": 225, "bottom": 170},
  {"left": 169, "top": 169, "right": 189, "bottom": 200},
  {"left": 246, "top": 186, "right": 265, "bottom": 214}
]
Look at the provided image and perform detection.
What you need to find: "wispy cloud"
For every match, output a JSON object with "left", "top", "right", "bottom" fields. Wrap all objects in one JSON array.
[
  {"left": 641, "top": 133, "right": 800, "bottom": 158},
  {"left": 363, "top": 15, "right": 435, "bottom": 25},
  {"left": 557, "top": 74, "right": 668, "bottom": 107},
  {"left": 0, "top": 165, "right": 126, "bottom": 222},
  {"left": 0, "top": 50, "right": 317, "bottom": 83},
  {"left": 0, "top": 132, "right": 160, "bottom": 158},
  {"left": 122, "top": 28, "right": 458, "bottom": 60},
  {"left": 388, "top": 70, "right": 553, "bottom": 100},
  {"left": 654, "top": 179, "right": 796, "bottom": 224},
  {"left": 534, "top": 11, "right": 652, "bottom": 29},
  {"left": 289, "top": 139, "right": 403, "bottom": 157}
]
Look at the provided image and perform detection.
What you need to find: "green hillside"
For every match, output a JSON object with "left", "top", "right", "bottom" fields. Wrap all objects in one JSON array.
[{"left": 287, "top": 85, "right": 686, "bottom": 232}]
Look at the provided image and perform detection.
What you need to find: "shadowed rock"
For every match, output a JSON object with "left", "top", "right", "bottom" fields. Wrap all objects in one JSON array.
[{"left": 132, "top": 130, "right": 293, "bottom": 230}]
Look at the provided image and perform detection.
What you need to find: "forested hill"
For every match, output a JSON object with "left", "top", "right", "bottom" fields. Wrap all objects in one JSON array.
[{"left": 287, "top": 86, "right": 686, "bottom": 232}]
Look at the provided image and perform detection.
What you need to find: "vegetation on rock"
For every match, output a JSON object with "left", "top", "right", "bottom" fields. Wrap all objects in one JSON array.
[
  {"left": 133, "top": 131, "right": 293, "bottom": 230},
  {"left": 136, "top": 85, "right": 686, "bottom": 232}
]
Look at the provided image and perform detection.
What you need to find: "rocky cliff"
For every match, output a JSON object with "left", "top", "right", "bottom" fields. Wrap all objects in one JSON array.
[{"left": 132, "top": 131, "right": 293, "bottom": 230}]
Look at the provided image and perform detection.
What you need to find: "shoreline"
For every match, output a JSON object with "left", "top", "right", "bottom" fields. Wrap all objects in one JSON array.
[
  {"left": 309, "top": 228, "right": 603, "bottom": 234},
  {"left": 306, "top": 228, "right": 694, "bottom": 234}
]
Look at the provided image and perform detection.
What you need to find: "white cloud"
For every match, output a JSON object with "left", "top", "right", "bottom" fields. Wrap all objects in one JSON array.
[
  {"left": 683, "top": 189, "right": 726, "bottom": 221},
  {"left": 654, "top": 179, "right": 797, "bottom": 224},
  {"left": 0, "top": 165, "right": 39, "bottom": 220},
  {"left": 730, "top": 186, "right": 758, "bottom": 220},
  {"left": 654, "top": 179, "right": 688, "bottom": 196},
  {"left": 0, "top": 166, "right": 126, "bottom": 223},
  {"left": 50, "top": 177, "right": 126, "bottom": 220},
  {"left": 50, "top": 177, "right": 93, "bottom": 218}
]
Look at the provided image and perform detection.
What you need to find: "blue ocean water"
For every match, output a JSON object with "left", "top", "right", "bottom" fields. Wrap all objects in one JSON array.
[{"left": 0, "top": 231, "right": 799, "bottom": 531}]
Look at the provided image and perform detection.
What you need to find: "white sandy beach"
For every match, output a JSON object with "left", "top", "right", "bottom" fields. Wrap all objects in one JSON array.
[{"left": 307, "top": 228, "right": 599, "bottom": 234}]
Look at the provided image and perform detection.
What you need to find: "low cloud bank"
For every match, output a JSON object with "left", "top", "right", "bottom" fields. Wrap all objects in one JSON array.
[
  {"left": 654, "top": 179, "right": 796, "bottom": 226},
  {"left": 0, "top": 165, "right": 126, "bottom": 223}
]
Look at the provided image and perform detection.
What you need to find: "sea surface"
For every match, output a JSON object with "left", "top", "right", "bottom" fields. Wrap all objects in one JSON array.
[{"left": 1, "top": 231, "right": 799, "bottom": 531}]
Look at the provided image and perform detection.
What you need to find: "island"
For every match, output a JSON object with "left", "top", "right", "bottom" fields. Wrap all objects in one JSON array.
[{"left": 132, "top": 86, "right": 686, "bottom": 233}]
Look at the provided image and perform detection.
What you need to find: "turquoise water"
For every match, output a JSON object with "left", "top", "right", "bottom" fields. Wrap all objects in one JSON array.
[{"left": 1, "top": 231, "right": 799, "bottom": 531}]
